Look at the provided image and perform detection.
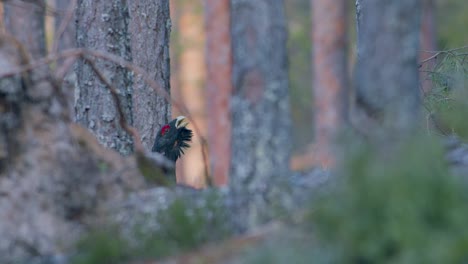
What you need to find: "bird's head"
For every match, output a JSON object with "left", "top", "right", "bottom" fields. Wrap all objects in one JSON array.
[{"left": 152, "top": 116, "right": 193, "bottom": 162}]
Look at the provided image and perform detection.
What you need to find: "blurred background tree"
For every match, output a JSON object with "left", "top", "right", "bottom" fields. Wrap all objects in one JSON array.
[
  {"left": 170, "top": 0, "right": 207, "bottom": 187},
  {"left": 204, "top": 0, "right": 232, "bottom": 186},
  {"left": 310, "top": 0, "right": 348, "bottom": 168}
]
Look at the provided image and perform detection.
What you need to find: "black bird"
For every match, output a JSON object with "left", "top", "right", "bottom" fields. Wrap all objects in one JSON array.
[{"left": 152, "top": 116, "right": 193, "bottom": 162}]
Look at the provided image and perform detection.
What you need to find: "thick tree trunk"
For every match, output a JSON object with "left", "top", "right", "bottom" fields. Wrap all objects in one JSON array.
[
  {"left": 128, "top": 0, "right": 171, "bottom": 150},
  {"left": 230, "top": 0, "right": 292, "bottom": 228},
  {"left": 311, "top": 0, "right": 348, "bottom": 167},
  {"left": 204, "top": 0, "right": 232, "bottom": 186},
  {"left": 354, "top": 0, "right": 421, "bottom": 138},
  {"left": 3, "top": 0, "right": 46, "bottom": 59},
  {"left": 75, "top": 0, "right": 134, "bottom": 155}
]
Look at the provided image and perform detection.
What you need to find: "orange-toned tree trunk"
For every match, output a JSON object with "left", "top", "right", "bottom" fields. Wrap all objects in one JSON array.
[
  {"left": 172, "top": 0, "right": 207, "bottom": 187},
  {"left": 419, "top": 0, "right": 437, "bottom": 94},
  {"left": 204, "top": 0, "right": 232, "bottom": 186},
  {"left": 311, "top": 0, "right": 348, "bottom": 167}
]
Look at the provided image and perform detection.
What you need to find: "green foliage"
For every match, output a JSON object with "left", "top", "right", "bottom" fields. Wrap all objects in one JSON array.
[
  {"left": 423, "top": 49, "right": 468, "bottom": 138},
  {"left": 310, "top": 136, "right": 468, "bottom": 263},
  {"left": 72, "top": 192, "right": 229, "bottom": 263},
  {"left": 244, "top": 234, "right": 316, "bottom": 264},
  {"left": 72, "top": 229, "right": 130, "bottom": 264},
  {"left": 134, "top": 194, "right": 230, "bottom": 259},
  {"left": 437, "top": 0, "right": 468, "bottom": 48}
]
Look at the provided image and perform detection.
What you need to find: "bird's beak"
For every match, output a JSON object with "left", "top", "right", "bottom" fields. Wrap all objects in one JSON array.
[{"left": 175, "top": 116, "right": 189, "bottom": 128}]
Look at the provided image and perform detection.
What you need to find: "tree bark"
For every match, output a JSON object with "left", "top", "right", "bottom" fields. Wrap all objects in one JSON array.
[
  {"left": 311, "top": 0, "right": 348, "bottom": 167},
  {"left": 75, "top": 0, "right": 134, "bottom": 155},
  {"left": 3, "top": 0, "right": 46, "bottom": 59},
  {"left": 204, "top": 0, "right": 232, "bottom": 186},
  {"left": 354, "top": 0, "right": 421, "bottom": 138},
  {"left": 230, "top": 0, "right": 292, "bottom": 228},
  {"left": 128, "top": 0, "right": 171, "bottom": 150}
]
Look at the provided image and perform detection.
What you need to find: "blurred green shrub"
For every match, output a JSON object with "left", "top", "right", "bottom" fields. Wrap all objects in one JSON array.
[
  {"left": 424, "top": 49, "right": 468, "bottom": 138},
  {"left": 310, "top": 136, "right": 468, "bottom": 263},
  {"left": 72, "top": 192, "right": 229, "bottom": 264},
  {"left": 72, "top": 229, "right": 130, "bottom": 264},
  {"left": 437, "top": 0, "right": 468, "bottom": 48},
  {"left": 134, "top": 194, "right": 229, "bottom": 259}
]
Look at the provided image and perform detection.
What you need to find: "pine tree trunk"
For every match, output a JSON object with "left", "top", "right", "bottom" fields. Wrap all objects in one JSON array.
[
  {"left": 75, "top": 0, "right": 134, "bottom": 155},
  {"left": 230, "top": 0, "right": 292, "bottom": 228},
  {"left": 128, "top": 0, "right": 171, "bottom": 150},
  {"left": 354, "top": 0, "right": 421, "bottom": 138},
  {"left": 311, "top": 0, "right": 349, "bottom": 167},
  {"left": 173, "top": 0, "right": 207, "bottom": 187},
  {"left": 205, "top": 0, "right": 232, "bottom": 186}
]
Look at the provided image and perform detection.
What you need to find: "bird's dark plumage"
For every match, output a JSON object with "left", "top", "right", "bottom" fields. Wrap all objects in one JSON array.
[{"left": 152, "top": 116, "right": 193, "bottom": 162}]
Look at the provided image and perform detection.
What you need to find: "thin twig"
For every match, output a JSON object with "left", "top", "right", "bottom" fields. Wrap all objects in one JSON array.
[
  {"left": 420, "top": 45, "right": 468, "bottom": 54},
  {"left": 419, "top": 45, "right": 468, "bottom": 67}
]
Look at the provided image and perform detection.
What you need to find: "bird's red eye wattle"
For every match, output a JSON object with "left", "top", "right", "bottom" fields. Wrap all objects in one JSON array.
[{"left": 160, "top": 124, "right": 170, "bottom": 136}]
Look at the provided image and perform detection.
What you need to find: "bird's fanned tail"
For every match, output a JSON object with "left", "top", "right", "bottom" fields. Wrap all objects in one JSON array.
[{"left": 175, "top": 127, "right": 193, "bottom": 159}]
